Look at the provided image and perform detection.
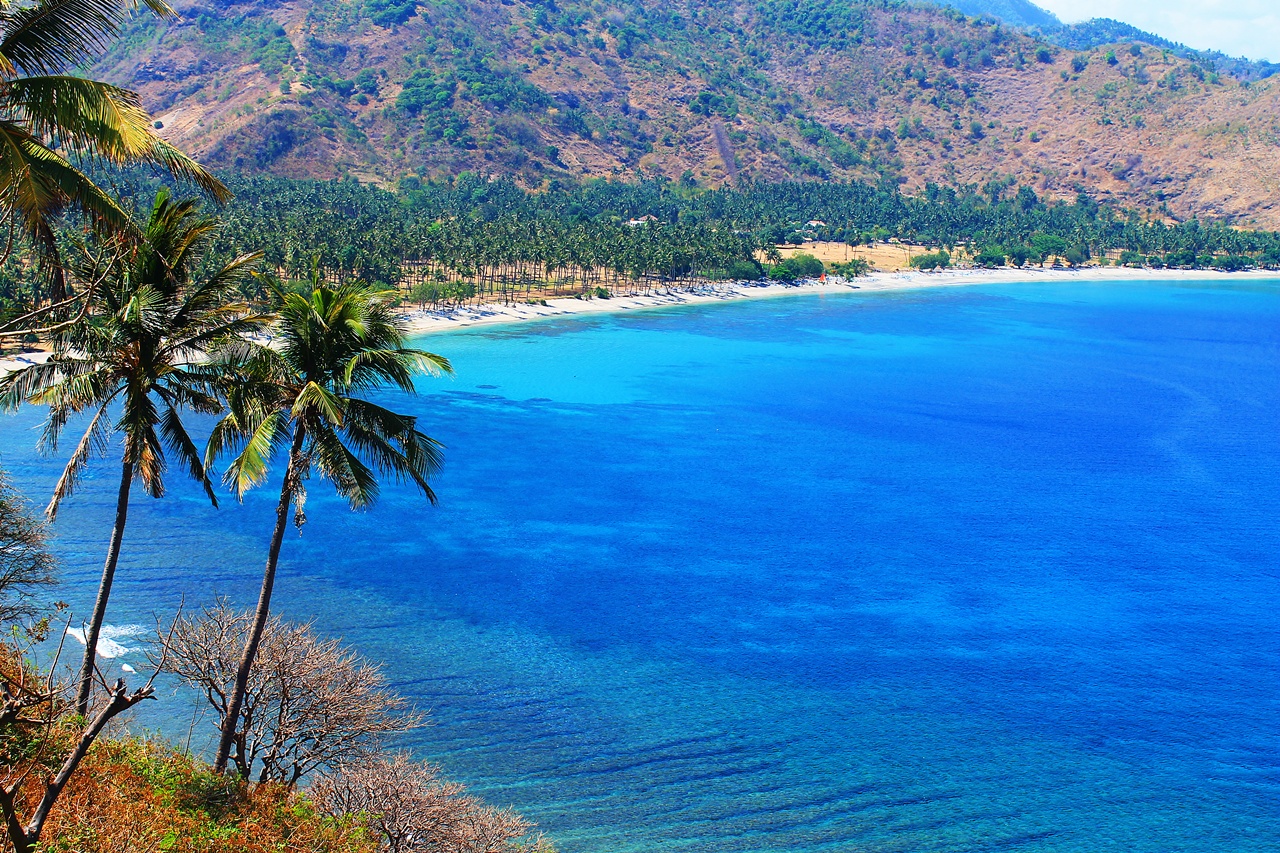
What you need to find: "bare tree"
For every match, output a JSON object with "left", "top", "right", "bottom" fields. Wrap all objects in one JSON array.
[
  {"left": 159, "top": 603, "right": 419, "bottom": 786},
  {"left": 311, "top": 753, "right": 552, "bottom": 853},
  {"left": 0, "top": 471, "right": 55, "bottom": 624},
  {"left": 0, "top": 617, "right": 172, "bottom": 853}
]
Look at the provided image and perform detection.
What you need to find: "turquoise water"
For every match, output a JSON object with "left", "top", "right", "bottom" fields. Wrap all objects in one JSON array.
[{"left": 1, "top": 280, "right": 1278, "bottom": 851}]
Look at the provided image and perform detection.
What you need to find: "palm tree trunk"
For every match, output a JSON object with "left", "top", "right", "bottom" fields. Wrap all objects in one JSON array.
[
  {"left": 74, "top": 458, "right": 133, "bottom": 717},
  {"left": 214, "top": 423, "right": 306, "bottom": 774}
]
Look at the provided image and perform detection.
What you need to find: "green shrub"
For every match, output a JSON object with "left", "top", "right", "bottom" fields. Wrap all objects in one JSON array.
[
  {"left": 910, "top": 250, "right": 951, "bottom": 271},
  {"left": 767, "top": 252, "right": 825, "bottom": 281},
  {"left": 972, "top": 247, "right": 1005, "bottom": 268},
  {"left": 722, "top": 259, "right": 764, "bottom": 280},
  {"left": 1212, "top": 255, "right": 1252, "bottom": 272},
  {"left": 1007, "top": 245, "right": 1032, "bottom": 267},
  {"left": 830, "top": 258, "right": 870, "bottom": 277}
]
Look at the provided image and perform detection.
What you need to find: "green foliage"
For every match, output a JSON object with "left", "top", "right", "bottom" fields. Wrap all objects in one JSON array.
[
  {"left": 98, "top": 170, "right": 1280, "bottom": 298},
  {"left": 1063, "top": 246, "right": 1088, "bottom": 266},
  {"left": 690, "top": 91, "right": 738, "bottom": 119},
  {"left": 768, "top": 252, "right": 824, "bottom": 281},
  {"left": 1031, "top": 234, "right": 1068, "bottom": 263},
  {"left": 796, "top": 119, "right": 863, "bottom": 167},
  {"left": 396, "top": 71, "right": 469, "bottom": 144},
  {"left": 1006, "top": 245, "right": 1032, "bottom": 267},
  {"left": 409, "top": 281, "right": 441, "bottom": 305},
  {"left": 972, "top": 246, "right": 1005, "bottom": 267},
  {"left": 829, "top": 258, "right": 871, "bottom": 277},
  {"left": 910, "top": 249, "right": 951, "bottom": 270},
  {"left": 252, "top": 31, "right": 296, "bottom": 80},
  {"left": 456, "top": 58, "right": 552, "bottom": 114},
  {"left": 397, "top": 70, "right": 454, "bottom": 116},
  {"left": 1211, "top": 254, "right": 1252, "bottom": 272},
  {"left": 365, "top": 0, "right": 418, "bottom": 28},
  {"left": 719, "top": 258, "right": 765, "bottom": 280}
]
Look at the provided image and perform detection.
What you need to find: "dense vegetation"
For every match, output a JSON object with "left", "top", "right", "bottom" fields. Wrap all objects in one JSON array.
[
  {"left": 7, "top": 171, "right": 1276, "bottom": 321},
  {"left": 180, "top": 174, "right": 1280, "bottom": 302}
]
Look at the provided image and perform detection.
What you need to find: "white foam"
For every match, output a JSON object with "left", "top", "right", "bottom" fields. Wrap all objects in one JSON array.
[{"left": 64, "top": 624, "right": 146, "bottom": 659}]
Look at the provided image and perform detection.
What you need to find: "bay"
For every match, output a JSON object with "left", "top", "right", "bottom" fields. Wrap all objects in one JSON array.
[{"left": 1, "top": 279, "right": 1277, "bottom": 851}]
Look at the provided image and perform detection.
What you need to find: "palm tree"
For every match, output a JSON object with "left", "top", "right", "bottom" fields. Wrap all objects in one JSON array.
[
  {"left": 0, "top": 190, "right": 262, "bottom": 716},
  {"left": 205, "top": 271, "right": 450, "bottom": 774},
  {"left": 0, "top": 0, "right": 229, "bottom": 303}
]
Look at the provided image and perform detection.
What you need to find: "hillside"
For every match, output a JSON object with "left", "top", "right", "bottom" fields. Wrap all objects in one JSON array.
[
  {"left": 97, "top": 0, "right": 1280, "bottom": 227},
  {"left": 944, "top": 1, "right": 1278, "bottom": 81}
]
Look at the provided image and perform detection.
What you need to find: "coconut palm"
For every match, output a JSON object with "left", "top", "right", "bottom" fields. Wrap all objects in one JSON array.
[
  {"left": 0, "top": 0, "right": 229, "bottom": 303},
  {"left": 205, "top": 270, "right": 450, "bottom": 774},
  {"left": 0, "top": 190, "right": 262, "bottom": 715}
]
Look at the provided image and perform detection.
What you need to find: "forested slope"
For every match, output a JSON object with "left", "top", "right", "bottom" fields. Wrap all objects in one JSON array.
[{"left": 96, "top": 0, "right": 1280, "bottom": 226}]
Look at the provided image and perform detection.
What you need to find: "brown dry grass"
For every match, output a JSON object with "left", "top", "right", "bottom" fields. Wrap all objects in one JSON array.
[{"left": 766, "top": 241, "right": 927, "bottom": 271}]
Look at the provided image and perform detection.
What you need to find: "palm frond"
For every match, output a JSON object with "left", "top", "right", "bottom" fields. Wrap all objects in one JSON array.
[
  {"left": 33, "top": 363, "right": 117, "bottom": 451},
  {"left": 292, "top": 380, "right": 346, "bottom": 427},
  {"left": 142, "top": 136, "right": 230, "bottom": 202},
  {"left": 154, "top": 374, "right": 221, "bottom": 414},
  {"left": 0, "top": 119, "right": 136, "bottom": 238},
  {"left": 310, "top": 426, "right": 378, "bottom": 508},
  {"left": 0, "top": 355, "right": 72, "bottom": 411},
  {"left": 339, "top": 417, "right": 441, "bottom": 504},
  {"left": 217, "top": 410, "right": 287, "bottom": 499},
  {"left": 116, "top": 382, "right": 165, "bottom": 495},
  {"left": 157, "top": 402, "right": 216, "bottom": 506},
  {"left": 6, "top": 75, "right": 152, "bottom": 157},
  {"left": 45, "top": 399, "right": 111, "bottom": 518},
  {"left": 0, "top": 0, "right": 163, "bottom": 76},
  {"left": 343, "top": 347, "right": 452, "bottom": 393}
]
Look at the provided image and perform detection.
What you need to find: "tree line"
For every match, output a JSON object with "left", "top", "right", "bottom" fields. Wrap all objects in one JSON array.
[
  {"left": 7, "top": 169, "right": 1280, "bottom": 327},
  {"left": 159, "top": 173, "right": 1280, "bottom": 306}
]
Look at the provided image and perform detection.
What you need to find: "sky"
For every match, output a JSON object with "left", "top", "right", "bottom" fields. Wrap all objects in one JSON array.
[{"left": 1034, "top": 0, "right": 1280, "bottom": 62}]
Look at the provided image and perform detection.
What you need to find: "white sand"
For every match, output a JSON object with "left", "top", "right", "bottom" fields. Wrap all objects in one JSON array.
[
  {"left": 398, "top": 266, "right": 1280, "bottom": 337},
  {"left": 0, "top": 348, "right": 49, "bottom": 374},
  {"left": 3, "top": 266, "right": 1275, "bottom": 373}
]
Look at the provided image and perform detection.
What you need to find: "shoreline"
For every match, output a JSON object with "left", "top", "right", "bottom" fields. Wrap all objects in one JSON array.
[
  {"left": 2, "top": 267, "right": 1276, "bottom": 372},
  {"left": 397, "top": 265, "right": 1280, "bottom": 337}
]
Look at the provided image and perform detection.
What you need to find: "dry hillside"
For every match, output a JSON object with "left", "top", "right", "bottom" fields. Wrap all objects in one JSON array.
[{"left": 96, "top": 0, "right": 1280, "bottom": 227}]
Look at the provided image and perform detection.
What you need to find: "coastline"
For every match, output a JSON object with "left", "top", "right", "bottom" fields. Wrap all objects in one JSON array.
[
  {"left": 396, "top": 265, "right": 1280, "bottom": 337},
  {"left": 2, "top": 267, "right": 1276, "bottom": 373}
]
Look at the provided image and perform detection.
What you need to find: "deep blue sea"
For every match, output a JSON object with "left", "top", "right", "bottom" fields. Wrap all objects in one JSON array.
[{"left": 1, "top": 279, "right": 1278, "bottom": 852}]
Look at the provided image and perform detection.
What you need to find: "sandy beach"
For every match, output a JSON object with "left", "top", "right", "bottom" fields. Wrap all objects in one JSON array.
[
  {"left": 395, "top": 265, "right": 1280, "bottom": 337},
  {"left": 2, "top": 266, "right": 1275, "bottom": 373}
]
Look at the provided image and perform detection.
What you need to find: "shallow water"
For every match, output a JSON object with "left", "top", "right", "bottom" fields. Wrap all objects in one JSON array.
[{"left": 2, "top": 279, "right": 1278, "bottom": 851}]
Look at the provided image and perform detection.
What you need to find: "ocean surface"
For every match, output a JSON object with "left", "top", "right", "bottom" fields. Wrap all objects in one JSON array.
[{"left": 1, "top": 279, "right": 1278, "bottom": 852}]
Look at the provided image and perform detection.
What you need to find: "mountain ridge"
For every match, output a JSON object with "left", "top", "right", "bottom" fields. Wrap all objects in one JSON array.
[{"left": 96, "top": 0, "right": 1280, "bottom": 227}]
